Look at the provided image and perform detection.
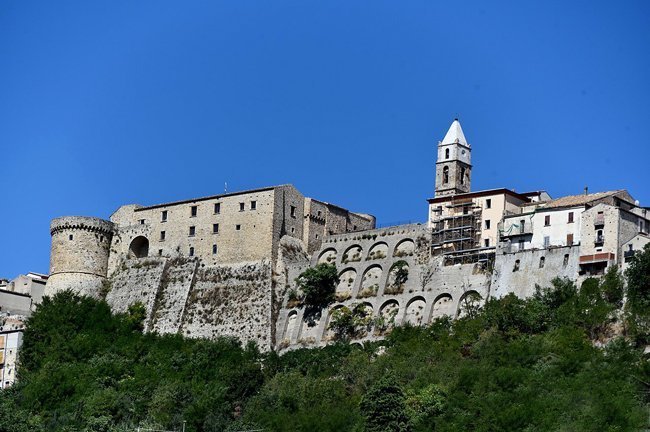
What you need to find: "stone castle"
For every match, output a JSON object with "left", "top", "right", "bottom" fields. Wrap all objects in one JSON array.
[{"left": 45, "top": 119, "right": 650, "bottom": 351}]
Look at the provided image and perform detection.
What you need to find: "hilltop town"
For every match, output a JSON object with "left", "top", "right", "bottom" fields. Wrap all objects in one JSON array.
[{"left": 2, "top": 119, "right": 649, "bottom": 386}]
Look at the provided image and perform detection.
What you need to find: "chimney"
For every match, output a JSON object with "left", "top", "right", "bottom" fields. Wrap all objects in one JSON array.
[{"left": 584, "top": 186, "right": 588, "bottom": 196}]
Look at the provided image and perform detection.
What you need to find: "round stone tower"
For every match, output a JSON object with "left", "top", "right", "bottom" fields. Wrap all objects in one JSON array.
[{"left": 45, "top": 216, "right": 115, "bottom": 298}]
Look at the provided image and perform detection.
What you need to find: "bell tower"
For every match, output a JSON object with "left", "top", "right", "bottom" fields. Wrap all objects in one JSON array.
[{"left": 435, "top": 119, "right": 472, "bottom": 197}]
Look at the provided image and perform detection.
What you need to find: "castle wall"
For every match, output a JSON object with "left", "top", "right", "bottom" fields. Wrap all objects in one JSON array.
[
  {"left": 105, "top": 257, "right": 166, "bottom": 323},
  {"left": 491, "top": 245, "right": 580, "bottom": 299},
  {"left": 180, "top": 260, "right": 273, "bottom": 349},
  {"left": 275, "top": 224, "right": 492, "bottom": 350}
]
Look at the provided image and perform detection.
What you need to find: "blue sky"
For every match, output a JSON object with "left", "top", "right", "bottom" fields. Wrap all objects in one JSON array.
[{"left": 1, "top": 1, "right": 649, "bottom": 278}]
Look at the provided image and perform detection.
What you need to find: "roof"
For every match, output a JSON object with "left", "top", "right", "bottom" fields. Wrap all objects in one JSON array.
[
  {"left": 133, "top": 185, "right": 289, "bottom": 212},
  {"left": 539, "top": 190, "right": 628, "bottom": 210},
  {"left": 428, "top": 188, "right": 531, "bottom": 204},
  {"left": 440, "top": 119, "right": 469, "bottom": 147}
]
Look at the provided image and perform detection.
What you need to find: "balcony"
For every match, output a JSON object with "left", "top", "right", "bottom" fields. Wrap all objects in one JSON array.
[
  {"left": 500, "top": 220, "right": 533, "bottom": 237},
  {"left": 580, "top": 252, "right": 615, "bottom": 264}
]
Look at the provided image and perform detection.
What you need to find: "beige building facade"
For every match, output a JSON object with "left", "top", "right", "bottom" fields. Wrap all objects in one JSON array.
[{"left": 46, "top": 184, "right": 374, "bottom": 298}]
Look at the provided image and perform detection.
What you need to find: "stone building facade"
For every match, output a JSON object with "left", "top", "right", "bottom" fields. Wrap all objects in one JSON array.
[
  {"left": 42, "top": 118, "right": 648, "bottom": 352},
  {"left": 45, "top": 184, "right": 374, "bottom": 349}
]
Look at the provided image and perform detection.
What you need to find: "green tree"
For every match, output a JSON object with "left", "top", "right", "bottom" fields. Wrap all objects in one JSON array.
[
  {"left": 329, "top": 303, "right": 373, "bottom": 340},
  {"left": 296, "top": 263, "right": 339, "bottom": 324},
  {"left": 625, "top": 244, "right": 650, "bottom": 344},
  {"left": 360, "top": 374, "right": 412, "bottom": 432}
]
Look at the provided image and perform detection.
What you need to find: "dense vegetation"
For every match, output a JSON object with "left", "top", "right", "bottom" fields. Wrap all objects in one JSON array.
[{"left": 2, "top": 245, "right": 650, "bottom": 431}]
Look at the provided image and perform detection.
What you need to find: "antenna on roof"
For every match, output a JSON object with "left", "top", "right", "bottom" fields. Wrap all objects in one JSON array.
[
  {"left": 224, "top": 182, "right": 228, "bottom": 193},
  {"left": 584, "top": 186, "right": 588, "bottom": 196}
]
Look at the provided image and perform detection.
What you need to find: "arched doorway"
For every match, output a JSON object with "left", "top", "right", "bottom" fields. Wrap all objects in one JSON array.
[{"left": 129, "top": 236, "right": 149, "bottom": 258}]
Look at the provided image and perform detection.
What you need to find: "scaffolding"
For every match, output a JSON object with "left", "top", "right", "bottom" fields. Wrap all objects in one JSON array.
[{"left": 430, "top": 197, "right": 494, "bottom": 266}]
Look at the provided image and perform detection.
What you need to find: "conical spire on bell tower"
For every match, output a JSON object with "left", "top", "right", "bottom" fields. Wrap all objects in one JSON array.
[{"left": 434, "top": 119, "right": 472, "bottom": 197}]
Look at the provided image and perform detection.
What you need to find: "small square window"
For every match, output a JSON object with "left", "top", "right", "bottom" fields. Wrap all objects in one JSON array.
[
  {"left": 189, "top": 226, "right": 196, "bottom": 236},
  {"left": 139, "top": 219, "right": 145, "bottom": 225},
  {"left": 544, "top": 215, "right": 551, "bottom": 226},
  {"left": 485, "top": 199, "right": 492, "bottom": 209},
  {"left": 160, "top": 231, "right": 166, "bottom": 241},
  {"left": 236, "top": 224, "right": 241, "bottom": 231},
  {"left": 290, "top": 205, "right": 296, "bottom": 218},
  {"left": 214, "top": 203, "right": 221, "bottom": 214},
  {"left": 158, "top": 249, "right": 163, "bottom": 256},
  {"left": 161, "top": 210, "right": 168, "bottom": 222},
  {"left": 190, "top": 206, "right": 197, "bottom": 217},
  {"left": 484, "top": 239, "right": 490, "bottom": 247},
  {"left": 239, "top": 203, "right": 245, "bottom": 212},
  {"left": 189, "top": 247, "right": 194, "bottom": 257},
  {"left": 291, "top": 227, "right": 295, "bottom": 233},
  {"left": 69, "top": 234, "right": 73, "bottom": 241},
  {"left": 213, "top": 223, "right": 219, "bottom": 234},
  {"left": 250, "top": 201, "right": 257, "bottom": 210}
]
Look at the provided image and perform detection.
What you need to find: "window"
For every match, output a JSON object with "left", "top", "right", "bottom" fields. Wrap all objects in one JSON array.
[
  {"left": 445, "top": 148, "right": 450, "bottom": 159},
  {"left": 239, "top": 202, "right": 245, "bottom": 211},
  {"left": 460, "top": 167, "right": 466, "bottom": 185},
  {"left": 291, "top": 227, "right": 295, "bottom": 233},
  {"left": 139, "top": 219, "right": 145, "bottom": 225},
  {"left": 519, "top": 219, "right": 526, "bottom": 234},
  {"left": 485, "top": 220, "right": 491, "bottom": 230},
  {"left": 539, "top": 256, "right": 545, "bottom": 268},
  {"left": 290, "top": 205, "right": 296, "bottom": 218},
  {"left": 315, "top": 234, "right": 319, "bottom": 239},
  {"left": 158, "top": 249, "right": 163, "bottom": 256},
  {"left": 189, "top": 226, "right": 196, "bottom": 237},
  {"left": 236, "top": 224, "right": 241, "bottom": 231},
  {"left": 463, "top": 205, "right": 469, "bottom": 215},
  {"left": 544, "top": 215, "right": 551, "bottom": 226},
  {"left": 317, "top": 210, "right": 322, "bottom": 216},
  {"left": 513, "top": 259, "right": 520, "bottom": 272},
  {"left": 160, "top": 231, "right": 166, "bottom": 241},
  {"left": 595, "top": 229, "right": 604, "bottom": 245},
  {"left": 189, "top": 247, "right": 194, "bottom": 257},
  {"left": 250, "top": 201, "right": 257, "bottom": 210},
  {"left": 563, "top": 254, "right": 570, "bottom": 266},
  {"left": 486, "top": 199, "right": 492, "bottom": 209},
  {"left": 484, "top": 239, "right": 490, "bottom": 247},
  {"left": 443, "top": 166, "right": 449, "bottom": 184},
  {"left": 212, "top": 244, "right": 217, "bottom": 255},
  {"left": 212, "top": 223, "right": 219, "bottom": 234},
  {"left": 567, "top": 233, "right": 574, "bottom": 246},
  {"left": 543, "top": 236, "right": 550, "bottom": 248},
  {"left": 518, "top": 238, "right": 525, "bottom": 250},
  {"left": 161, "top": 210, "right": 168, "bottom": 222},
  {"left": 568, "top": 212, "right": 574, "bottom": 223},
  {"left": 190, "top": 206, "right": 197, "bottom": 217},
  {"left": 214, "top": 203, "right": 220, "bottom": 214},
  {"left": 69, "top": 234, "right": 73, "bottom": 241}
]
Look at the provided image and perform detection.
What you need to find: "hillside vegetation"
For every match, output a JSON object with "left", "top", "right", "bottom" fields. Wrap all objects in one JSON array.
[{"left": 2, "top": 245, "right": 650, "bottom": 432}]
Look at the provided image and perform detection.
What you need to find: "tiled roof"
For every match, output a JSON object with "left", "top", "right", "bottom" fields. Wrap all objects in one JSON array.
[{"left": 535, "top": 190, "right": 627, "bottom": 210}]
